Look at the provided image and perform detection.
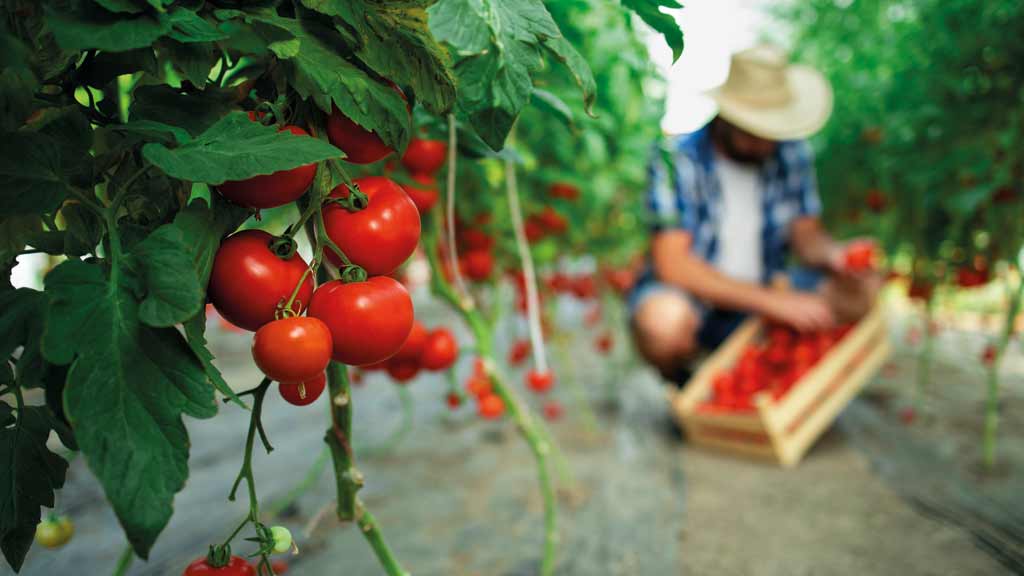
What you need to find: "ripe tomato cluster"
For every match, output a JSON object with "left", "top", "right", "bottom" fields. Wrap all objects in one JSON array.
[
  {"left": 442, "top": 214, "right": 496, "bottom": 282},
  {"left": 524, "top": 207, "right": 570, "bottom": 243},
  {"left": 363, "top": 321, "right": 459, "bottom": 384},
  {"left": 461, "top": 359, "right": 506, "bottom": 420},
  {"left": 700, "top": 323, "right": 853, "bottom": 412}
]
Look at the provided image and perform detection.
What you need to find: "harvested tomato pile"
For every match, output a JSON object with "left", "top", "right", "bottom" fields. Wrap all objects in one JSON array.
[{"left": 701, "top": 323, "right": 854, "bottom": 412}]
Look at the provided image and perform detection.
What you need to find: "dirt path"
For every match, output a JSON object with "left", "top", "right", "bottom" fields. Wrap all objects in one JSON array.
[{"left": 5, "top": 309, "right": 1019, "bottom": 575}]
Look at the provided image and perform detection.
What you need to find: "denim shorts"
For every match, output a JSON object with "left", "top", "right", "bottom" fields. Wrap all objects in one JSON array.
[{"left": 627, "top": 267, "right": 823, "bottom": 350}]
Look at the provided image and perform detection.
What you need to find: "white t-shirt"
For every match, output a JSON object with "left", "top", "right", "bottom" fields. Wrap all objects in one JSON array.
[{"left": 714, "top": 151, "right": 763, "bottom": 284}]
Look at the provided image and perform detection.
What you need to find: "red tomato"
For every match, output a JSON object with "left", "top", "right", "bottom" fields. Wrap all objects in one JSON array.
[
  {"left": 507, "top": 339, "right": 530, "bottom": 366},
  {"left": 184, "top": 556, "right": 256, "bottom": 575},
  {"left": 421, "top": 328, "right": 458, "bottom": 371},
  {"left": 843, "top": 241, "right": 876, "bottom": 272},
  {"left": 865, "top": 189, "right": 887, "bottom": 213},
  {"left": 981, "top": 345, "right": 997, "bottom": 366},
  {"left": 907, "top": 279, "right": 934, "bottom": 301},
  {"left": 278, "top": 373, "right": 327, "bottom": 406},
  {"left": 392, "top": 321, "right": 427, "bottom": 363},
  {"left": 327, "top": 106, "right": 394, "bottom": 165},
  {"left": 323, "top": 177, "right": 421, "bottom": 276},
  {"left": 478, "top": 393, "right": 505, "bottom": 420},
  {"left": 457, "top": 227, "right": 494, "bottom": 251},
  {"left": 446, "top": 392, "right": 462, "bottom": 409},
  {"left": 524, "top": 218, "right": 546, "bottom": 242},
  {"left": 208, "top": 230, "right": 314, "bottom": 332},
  {"left": 460, "top": 249, "right": 494, "bottom": 281},
  {"left": 217, "top": 125, "right": 317, "bottom": 209},
  {"left": 537, "top": 207, "right": 568, "bottom": 234},
  {"left": 595, "top": 332, "right": 613, "bottom": 355},
  {"left": 401, "top": 139, "right": 448, "bottom": 174},
  {"left": 465, "top": 374, "right": 491, "bottom": 398},
  {"left": 956, "top": 265, "right": 990, "bottom": 288},
  {"left": 993, "top": 186, "right": 1017, "bottom": 204},
  {"left": 526, "top": 370, "right": 554, "bottom": 394},
  {"left": 270, "top": 560, "right": 289, "bottom": 574},
  {"left": 542, "top": 401, "right": 564, "bottom": 422},
  {"left": 386, "top": 359, "right": 420, "bottom": 383},
  {"left": 252, "top": 317, "right": 333, "bottom": 383},
  {"left": 548, "top": 182, "right": 580, "bottom": 200},
  {"left": 400, "top": 172, "right": 440, "bottom": 215},
  {"left": 570, "top": 276, "right": 597, "bottom": 299},
  {"left": 307, "top": 276, "right": 414, "bottom": 366}
]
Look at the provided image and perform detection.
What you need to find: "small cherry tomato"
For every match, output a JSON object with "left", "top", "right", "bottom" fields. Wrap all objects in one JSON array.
[
  {"left": 843, "top": 241, "right": 876, "bottom": 272},
  {"left": 478, "top": 394, "right": 505, "bottom": 420},
  {"left": 184, "top": 555, "right": 256, "bottom": 575},
  {"left": 270, "top": 526, "right": 293, "bottom": 554},
  {"left": 457, "top": 227, "right": 494, "bottom": 251},
  {"left": 446, "top": 392, "right": 462, "bottom": 409},
  {"left": 252, "top": 317, "right": 333, "bottom": 383},
  {"left": 507, "top": 339, "right": 530, "bottom": 366},
  {"left": 595, "top": 332, "right": 613, "bottom": 355},
  {"left": 460, "top": 249, "right": 494, "bottom": 281},
  {"left": 270, "top": 559, "right": 289, "bottom": 574},
  {"left": 526, "top": 370, "right": 554, "bottom": 394},
  {"left": 536, "top": 207, "right": 568, "bottom": 235},
  {"left": 217, "top": 123, "right": 317, "bottom": 209},
  {"left": 208, "top": 230, "right": 314, "bottom": 332},
  {"left": 35, "top": 516, "right": 73, "bottom": 549},
  {"left": 420, "top": 328, "right": 458, "bottom": 371},
  {"left": 524, "top": 218, "right": 546, "bottom": 243},
  {"left": 327, "top": 106, "right": 394, "bottom": 165},
  {"left": 400, "top": 172, "right": 440, "bottom": 215},
  {"left": 386, "top": 359, "right": 420, "bottom": 383},
  {"left": 865, "top": 189, "right": 887, "bottom": 213},
  {"left": 548, "top": 182, "right": 580, "bottom": 201},
  {"left": 278, "top": 373, "right": 327, "bottom": 406},
  {"left": 401, "top": 139, "right": 448, "bottom": 174},
  {"left": 465, "top": 374, "right": 491, "bottom": 398},
  {"left": 981, "top": 345, "right": 997, "bottom": 366},
  {"left": 308, "top": 276, "right": 414, "bottom": 366},
  {"left": 542, "top": 401, "right": 564, "bottom": 422},
  {"left": 391, "top": 321, "right": 427, "bottom": 363},
  {"left": 322, "top": 177, "right": 421, "bottom": 276}
]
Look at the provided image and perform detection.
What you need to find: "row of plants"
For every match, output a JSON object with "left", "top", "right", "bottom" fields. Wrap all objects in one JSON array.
[
  {"left": 779, "top": 0, "right": 1024, "bottom": 469},
  {"left": 0, "top": 0, "right": 681, "bottom": 574}
]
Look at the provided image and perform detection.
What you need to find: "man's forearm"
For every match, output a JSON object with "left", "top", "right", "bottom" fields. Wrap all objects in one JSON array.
[
  {"left": 790, "top": 216, "right": 840, "bottom": 269},
  {"left": 654, "top": 253, "right": 771, "bottom": 315}
]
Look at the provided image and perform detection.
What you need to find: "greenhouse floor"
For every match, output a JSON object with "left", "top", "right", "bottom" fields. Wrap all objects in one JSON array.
[{"left": 10, "top": 304, "right": 1024, "bottom": 576}]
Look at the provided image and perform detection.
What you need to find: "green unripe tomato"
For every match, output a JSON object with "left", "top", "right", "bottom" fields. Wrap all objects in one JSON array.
[
  {"left": 270, "top": 526, "right": 293, "bottom": 554},
  {"left": 35, "top": 516, "right": 73, "bottom": 549}
]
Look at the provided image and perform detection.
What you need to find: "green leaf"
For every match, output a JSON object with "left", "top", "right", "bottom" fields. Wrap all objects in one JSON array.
[
  {"left": 0, "top": 404, "right": 70, "bottom": 572},
  {"left": 530, "top": 87, "right": 574, "bottom": 127},
  {"left": 428, "top": 0, "right": 562, "bottom": 149},
  {"left": 621, "top": 0, "right": 684, "bottom": 63},
  {"left": 0, "top": 289, "right": 46, "bottom": 360},
  {"left": 126, "top": 226, "right": 204, "bottom": 327},
  {"left": 61, "top": 203, "right": 103, "bottom": 257},
  {"left": 129, "top": 85, "right": 237, "bottom": 137},
  {"left": 255, "top": 15, "right": 411, "bottom": 152},
  {"left": 0, "top": 132, "right": 79, "bottom": 215},
  {"left": 161, "top": 39, "right": 218, "bottom": 88},
  {"left": 0, "top": 217, "right": 40, "bottom": 265},
  {"left": 167, "top": 9, "right": 229, "bottom": 43},
  {"left": 142, "top": 111, "right": 342, "bottom": 184},
  {"left": 41, "top": 260, "right": 217, "bottom": 557},
  {"left": 541, "top": 35, "right": 596, "bottom": 117},
  {"left": 0, "top": 32, "right": 38, "bottom": 132},
  {"left": 301, "top": 0, "right": 457, "bottom": 115},
  {"left": 46, "top": 1, "right": 174, "bottom": 52}
]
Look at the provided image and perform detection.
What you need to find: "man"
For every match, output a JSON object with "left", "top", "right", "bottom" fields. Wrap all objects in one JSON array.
[{"left": 631, "top": 45, "right": 880, "bottom": 385}]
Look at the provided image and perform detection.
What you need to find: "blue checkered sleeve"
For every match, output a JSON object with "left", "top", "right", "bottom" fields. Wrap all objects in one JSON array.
[{"left": 787, "top": 140, "right": 822, "bottom": 217}]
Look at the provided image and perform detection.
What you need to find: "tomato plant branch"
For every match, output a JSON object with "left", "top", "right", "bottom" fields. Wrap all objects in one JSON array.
[
  {"left": 228, "top": 378, "right": 273, "bottom": 514},
  {"left": 504, "top": 149, "right": 549, "bottom": 374},
  {"left": 111, "top": 543, "right": 133, "bottom": 576},
  {"left": 355, "top": 499, "right": 410, "bottom": 576},
  {"left": 444, "top": 113, "right": 472, "bottom": 306},
  {"left": 423, "top": 216, "right": 560, "bottom": 576},
  {"left": 982, "top": 272, "right": 1023, "bottom": 469}
]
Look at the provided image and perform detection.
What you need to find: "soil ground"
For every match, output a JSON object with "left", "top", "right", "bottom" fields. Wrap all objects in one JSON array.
[{"left": 6, "top": 296, "right": 1023, "bottom": 576}]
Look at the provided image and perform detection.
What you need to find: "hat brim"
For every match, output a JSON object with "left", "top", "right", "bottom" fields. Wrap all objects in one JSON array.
[{"left": 707, "top": 65, "right": 833, "bottom": 141}]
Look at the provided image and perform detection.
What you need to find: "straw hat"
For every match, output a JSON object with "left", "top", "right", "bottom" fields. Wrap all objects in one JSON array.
[{"left": 708, "top": 45, "right": 833, "bottom": 141}]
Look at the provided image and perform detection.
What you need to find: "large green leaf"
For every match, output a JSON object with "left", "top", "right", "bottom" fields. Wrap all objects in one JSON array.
[
  {"left": 41, "top": 260, "right": 217, "bottom": 557},
  {"left": 126, "top": 225, "right": 204, "bottom": 328},
  {"left": 46, "top": 1, "right": 174, "bottom": 52},
  {"left": 301, "top": 0, "right": 457, "bottom": 115},
  {"left": 129, "top": 85, "right": 237, "bottom": 137},
  {"left": 258, "top": 15, "right": 412, "bottom": 153},
  {"left": 541, "top": 35, "right": 596, "bottom": 117},
  {"left": 0, "top": 133, "right": 80, "bottom": 216},
  {"left": 0, "top": 404, "right": 70, "bottom": 572},
  {"left": 142, "top": 111, "right": 343, "bottom": 184},
  {"left": 621, "top": 0, "right": 684, "bottom": 63},
  {"left": 429, "top": 0, "right": 580, "bottom": 149}
]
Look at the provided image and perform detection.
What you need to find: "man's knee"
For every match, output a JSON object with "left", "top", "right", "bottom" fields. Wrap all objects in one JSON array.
[{"left": 632, "top": 292, "right": 700, "bottom": 370}]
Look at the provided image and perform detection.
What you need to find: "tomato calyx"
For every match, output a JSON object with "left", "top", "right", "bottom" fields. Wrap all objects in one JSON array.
[
  {"left": 325, "top": 183, "right": 369, "bottom": 213},
  {"left": 205, "top": 543, "right": 236, "bottom": 568},
  {"left": 340, "top": 264, "right": 368, "bottom": 284},
  {"left": 268, "top": 235, "right": 299, "bottom": 260}
]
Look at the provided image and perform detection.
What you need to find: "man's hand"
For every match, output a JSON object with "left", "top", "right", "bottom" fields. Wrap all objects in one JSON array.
[{"left": 758, "top": 290, "right": 836, "bottom": 333}]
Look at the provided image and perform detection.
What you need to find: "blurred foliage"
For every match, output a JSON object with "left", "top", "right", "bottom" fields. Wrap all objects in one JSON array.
[{"left": 778, "top": 0, "right": 1024, "bottom": 286}]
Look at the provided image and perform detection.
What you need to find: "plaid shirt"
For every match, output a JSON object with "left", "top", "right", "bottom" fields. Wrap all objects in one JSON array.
[{"left": 646, "top": 124, "right": 822, "bottom": 284}]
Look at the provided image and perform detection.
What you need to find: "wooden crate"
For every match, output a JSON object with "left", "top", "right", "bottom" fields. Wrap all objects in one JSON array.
[{"left": 671, "top": 301, "right": 891, "bottom": 467}]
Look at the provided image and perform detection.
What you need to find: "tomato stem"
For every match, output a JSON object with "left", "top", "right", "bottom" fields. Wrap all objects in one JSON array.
[
  {"left": 982, "top": 272, "right": 1023, "bottom": 469},
  {"left": 444, "top": 113, "right": 473, "bottom": 306},
  {"left": 423, "top": 214, "right": 560, "bottom": 576},
  {"left": 111, "top": 542, "right": 133, "bottom": 576}
]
